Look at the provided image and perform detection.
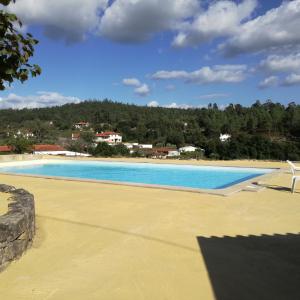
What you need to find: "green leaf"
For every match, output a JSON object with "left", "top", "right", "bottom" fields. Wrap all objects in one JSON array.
[
  {"left": 5, "top": 68, "right": 14, "bottom": 74},
  {"left": 0, "top": 0, "right": 13, "bottom": 6},
  {"left": 0, "top": 8, "right": 41, "bottom": 90}
]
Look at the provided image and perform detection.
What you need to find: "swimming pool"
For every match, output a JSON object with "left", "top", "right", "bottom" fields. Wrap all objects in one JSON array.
[{"left": 0, "top": 160, "right": 274, "bottom": 191}]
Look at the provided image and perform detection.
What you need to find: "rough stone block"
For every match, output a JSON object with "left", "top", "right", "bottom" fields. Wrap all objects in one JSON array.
[{"left": 0, "top": 184, "right": 35, "bottom": 271}]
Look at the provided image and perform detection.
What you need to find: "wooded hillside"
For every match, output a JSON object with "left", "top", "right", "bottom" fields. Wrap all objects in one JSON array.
[{"left": 0, "top": 99, "right": 299, "bottom": 160}]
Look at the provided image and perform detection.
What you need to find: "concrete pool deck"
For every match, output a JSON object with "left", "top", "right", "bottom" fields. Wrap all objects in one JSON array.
[{"left": 0, "top": 158, "right": 299, "bottom": 299}]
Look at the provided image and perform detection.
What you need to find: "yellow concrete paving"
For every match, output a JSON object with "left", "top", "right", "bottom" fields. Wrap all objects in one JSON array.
[{"left": 0, "top": 159, "right": 299, "bottom": 300}]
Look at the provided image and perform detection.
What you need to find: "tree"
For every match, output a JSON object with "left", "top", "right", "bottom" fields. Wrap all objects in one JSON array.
[
  {"left": 114, "top": 144, "right": 130, "bottom": 156},
  {"left": 166, "top": 131, "right": 184, "bottom": 148},
  {"left": 0, "top": 0, "right": 41, "bottom": 90},
  {"left": 8, "top": 136, "right": 32, "bottom": 154},
  {"left": 29, "top": 120, "right": 51, "bottom": 143},
  {"left": 68, "top": 140, "right": 85, "bottom": 153},
  {"left": 77, "top": 131, "right": 95, "bottom": 153},
  {"left": 93, "top": 142, "right": 116, "bottom": 157},
  {"left": 80, "top": 131, "right": 95, "bottom": 145},
  {"left": 0, "top": 99, "right": 299, "bottom": 161}
]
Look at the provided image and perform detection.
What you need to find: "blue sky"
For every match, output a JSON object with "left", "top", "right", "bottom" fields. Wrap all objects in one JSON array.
[{"left": 1, "top": 0, "right": 300, "bottom": 109}]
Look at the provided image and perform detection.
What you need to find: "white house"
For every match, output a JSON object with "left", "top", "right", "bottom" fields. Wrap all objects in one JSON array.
[
  {"left": 124, "top": 142, "right": 138, "bottom": 149},
  {"left": 71, "top": 133, "right": 80, "bottom": 141},
  {"left": 124, "top": 143, "right": 152, "bottom": 150},
  {"left": 179, "top": 146, "right": 198, "bottom": 153},
  {"left": 167, "top": 150, "right": 180, "bottom": 157},
  {"left": 220, "top": 133, "right": 231, "bottom": 142},
  {"left": 95, "top": 132, "right": 122, "bottom": 144},
  {"left": 74, "top": 122, "right": 89, "bottom": 130},
  {"left": 9, "top": 130, "right": 35, "bottom": 139},
  {"left": 138, "top": 144, "right": 153, "bottom": 149},
  {"left": 150, "top": 147, "right": 180, "bottom": 158}
]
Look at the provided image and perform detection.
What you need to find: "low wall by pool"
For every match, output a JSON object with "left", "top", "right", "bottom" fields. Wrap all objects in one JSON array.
[
  {"left": 0, "top": 184, "right": 35, "bottom": 271},
  {"left": 0, "top": 154, "right": 42, "bottom": 163}
]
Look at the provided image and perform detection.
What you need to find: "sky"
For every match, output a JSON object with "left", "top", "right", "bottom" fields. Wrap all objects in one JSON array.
[{"left": 0, "top": 0, "right": 300, "bottom": 109}]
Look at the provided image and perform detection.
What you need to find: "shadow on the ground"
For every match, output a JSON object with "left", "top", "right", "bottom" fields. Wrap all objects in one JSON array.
[
  {"left": 197, "top": 233, "right": 300, "bottom": 300},
  {"left": 263, "top": 184, "right": 291, "bottom": 192},
  {"left": 254, "top": 182, "right": 300, "bottom": 194},
  {"left": 37, "top": 215, "right": 198, "bottom": 253}
]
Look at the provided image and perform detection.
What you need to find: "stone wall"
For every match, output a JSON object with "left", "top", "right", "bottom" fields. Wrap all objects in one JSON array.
[
  {"left": 0, "top": 184, "right": 35, "bottom": 271},
  {"left": 0, "top": 154, "right": 42, "bottom": 163}
]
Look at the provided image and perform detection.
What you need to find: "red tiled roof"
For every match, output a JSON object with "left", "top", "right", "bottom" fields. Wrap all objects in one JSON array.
[
  {"left": 153, "top": 147, "right": 176, "bottom": 153},
  {"left": 0, "top": 145, "right": 13, "bottom": 152},
  {"left": 95, "top": 132, "right": 119, "bottom": 137},
  {"left": 75, "top": 122, "right": 88, "bottom": 125},
  {"left": 33, "top": 144, "right": 65, "bottom": 151}
]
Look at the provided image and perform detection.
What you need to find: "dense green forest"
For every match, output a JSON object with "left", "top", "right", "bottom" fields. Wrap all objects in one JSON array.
[{"left": 0, "top": 99, "right": 299, "bottom": 160}]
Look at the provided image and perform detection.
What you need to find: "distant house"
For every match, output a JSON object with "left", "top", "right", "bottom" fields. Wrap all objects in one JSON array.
[
  {"left": 123, "top": 143, "right": 139, "bottom": 154},
  {"left": 220, "top": 133, "right": 231, "bottom": 142},
  {"left": 20, "top": 131, "right": 34, "bottom": 139},
  {"left": 7, "top": 130, "right": 35, "bottom": 139},
  {"left": 123, "top": 143, "right": 138, "bottom": 149},
  {"left": 124, "top": 143, "right": 152, "bottom": 154},
  {"left": 138, "top": 144, "right": 153, "bottom": 149},
  {"left": 179, "top": 146, "right": 198, "bottom": 153},
  {"left": 0, "top": 145, "right": 13, "bottom": 153},
  {"left": 95, "top": 132, "right": 122, "bottom": 144},
  {"left": 167, "top": 150, "right": 180, "bottom": 157},
  {"left": 124, "top": 143, "right": 152, "bottom": 150},
  {"left": 74, "top": 122, "right": 89, "bottom": 130},
  {"left": 151, "top": 147, "right": 180, "bottom": 158},
  {"left": 72, "top": 133, "right": 80, "bottom": 141}
]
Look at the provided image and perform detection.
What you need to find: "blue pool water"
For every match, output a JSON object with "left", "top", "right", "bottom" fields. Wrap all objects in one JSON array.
[{"left": 0, "top": 161, "right": 273, "bottom": 190}]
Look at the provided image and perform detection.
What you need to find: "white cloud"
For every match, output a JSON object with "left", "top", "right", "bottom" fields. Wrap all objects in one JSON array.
[
  {"left": 99, "top": 0, "right": 199, "bottom": 42},
  {"left": 0, "top": 91, "right": 81, "bottom": 109},
  {"left": 5, "top": 0, "right": 300, "bottom": 64},
  {"left": 122, "top": 78, "right": 141, "bottom": 87},
  {"left": 5, "top": 0, "right": 300, "bottom": 93},
  {"left": 260, "top": 53, "right": 300, "bottom": 73},
  {"left": 134, "top": 84, "right": 150, "bottom": 97},
  {"left": 147, "top": 101, "right": 190, "bottom": 109},
  {"left": 165, "top": 102, "right": 191, "bottom": 109},
  {"left": 221, "top": 0, "right": 300, "bottom": 56},
  {"left": 173, "top": 0, "right": 257, "bottom": 47},
  {"left": 149, "top": 101, "right": 230, "bottom": 109},
  {"left": 4, "top": 0, "right": 300, "bottom": 64},
  {"left": 147, "top": 101, "right": 211, "bottom": 109},
  {"left": 197, "top": 93, "right": 229, "bottom": 99},
  {"left": 152, "top": 65, "right": 247, "bottom": 84},
  {"left": 152, "top": 70, "right": 189, "bottom": 80},
  {"left": 123, "top": 77, "right": 150, "bottom": 96},
  {"left": 258, "top": 76, "right": 279, "bottom": 89},
  {"left": 258, "top": 72, "right": 300, "bottom": 88},
  {"left": 282, "top": 73, "right": 300, "bottom": 86},
  {"left": 165, "top": 102, "right": 179, "bottom": 108},
  {"left": 147, "top": 100, "right": 159, "bottom": 107},
  {"left": 6, "top": 0, "right": 108, "bottom": 42}
]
